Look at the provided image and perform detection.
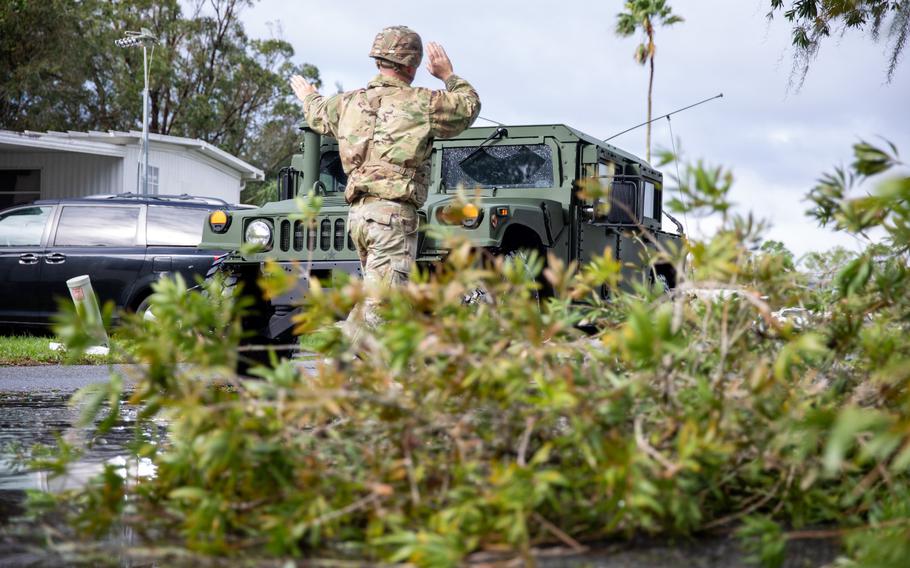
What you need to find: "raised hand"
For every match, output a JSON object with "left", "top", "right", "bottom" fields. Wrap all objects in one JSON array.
[
  {"left": 290, "top": 74, "right": 318, "bottom": 101},
  {"left": 425, "top": 42, "right": 454, "bottom": 82}
]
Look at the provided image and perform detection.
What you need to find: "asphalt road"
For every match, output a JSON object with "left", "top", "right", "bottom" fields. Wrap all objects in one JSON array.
[
  {"left": 0, "top": 364, "right": 135, "bottom": 393},
  {"left": 0, "top": 358, "right": 320, "bottom": 393}
]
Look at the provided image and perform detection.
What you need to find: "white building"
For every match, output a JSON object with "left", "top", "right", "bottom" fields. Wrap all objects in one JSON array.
[{"left": 0, "top": 130, "right": 264, "bottom": 209}]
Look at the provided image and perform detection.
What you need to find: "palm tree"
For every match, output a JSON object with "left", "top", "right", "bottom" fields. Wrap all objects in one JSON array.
[{"left": 615, "top": 0, "right": 683, "bottom": 163}]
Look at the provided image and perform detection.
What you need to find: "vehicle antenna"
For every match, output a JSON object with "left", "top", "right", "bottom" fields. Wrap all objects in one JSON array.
[
  {"left": 477, "top": 115, "right": 506, "bottom": 127},
  {"left": 603, "top": 93, "right": 723, "bottom": 142},
  {"left": 665, "top": 115, "right": 688, "bottom": 235}
]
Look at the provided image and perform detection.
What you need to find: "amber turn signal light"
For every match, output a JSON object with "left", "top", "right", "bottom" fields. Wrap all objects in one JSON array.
[{"left": 209, "top": 210, "right": 231, "bottom": 233}]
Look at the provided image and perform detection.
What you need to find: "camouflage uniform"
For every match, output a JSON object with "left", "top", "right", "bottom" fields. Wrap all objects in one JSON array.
[{"left": 301, "top": 27, "right": 480, "bottom": 331}]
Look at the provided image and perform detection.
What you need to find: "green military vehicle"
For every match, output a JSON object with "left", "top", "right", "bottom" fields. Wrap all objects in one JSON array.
[{"left": 199, "top": 122, "right": 684, "bottom": 344}]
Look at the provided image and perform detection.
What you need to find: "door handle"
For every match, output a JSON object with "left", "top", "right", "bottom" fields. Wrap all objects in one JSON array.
[
  {"left": 18, "top": 253, "right": 40, "bottom": 265},
  {"left": 45, "top": 252, "right": 67, "bottom": 264}
]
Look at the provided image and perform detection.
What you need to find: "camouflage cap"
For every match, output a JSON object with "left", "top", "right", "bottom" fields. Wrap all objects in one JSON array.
[{"left": 369, "top": 26, "right": 422, "bottom": 68}]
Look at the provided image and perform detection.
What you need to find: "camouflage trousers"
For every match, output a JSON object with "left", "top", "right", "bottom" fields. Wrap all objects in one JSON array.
[{"left": 343, "top": 196, "right": 418, "bottom": 340}]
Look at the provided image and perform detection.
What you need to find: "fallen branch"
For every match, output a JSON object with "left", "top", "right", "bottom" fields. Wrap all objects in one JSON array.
[
  {"left": 516, "top": 416, "right": 536, "bottom": 466},
  {"left": 532, "top": 512, "right": 587, "bottom": 553}
]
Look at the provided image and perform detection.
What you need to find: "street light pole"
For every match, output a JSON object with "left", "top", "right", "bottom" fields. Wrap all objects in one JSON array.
[{"left": 115, "top": 28, "right": 158, "bottom": 196}]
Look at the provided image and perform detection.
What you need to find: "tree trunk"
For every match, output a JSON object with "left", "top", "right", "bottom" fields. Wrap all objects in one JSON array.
[{"left": 647, "top": 51, "right": 654, "bottom": 163}]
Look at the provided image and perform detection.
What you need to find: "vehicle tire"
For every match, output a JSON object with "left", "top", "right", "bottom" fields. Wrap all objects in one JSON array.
[
  {"left": 236, "top": 345, "right": 295, "bottom": 378},
  {"left": 134, "top": 294, "right": 156, "bottom": 322},
  {"left": 463, "top": 248, "right": 546, "bottom": 307}
]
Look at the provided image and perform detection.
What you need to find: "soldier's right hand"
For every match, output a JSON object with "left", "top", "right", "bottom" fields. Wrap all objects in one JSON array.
[
  {"left": 290, "top": 75, "right": 318, "bottom": 101},
  {"left": 426, "top": 42, "right": 454, "bottom": 82}
]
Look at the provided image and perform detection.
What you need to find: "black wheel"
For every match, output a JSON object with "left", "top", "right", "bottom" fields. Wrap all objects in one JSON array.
[
  {"left": 463, "top": 247, "right": 548, "bottom": 307},
  {"left": 236, "top": 345, "right": 295, "bottom": 378}
]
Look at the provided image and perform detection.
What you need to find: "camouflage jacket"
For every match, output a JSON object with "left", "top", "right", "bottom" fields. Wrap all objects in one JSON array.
[{"left": 302, "top": 74, "right": 480, "bottom": 207}]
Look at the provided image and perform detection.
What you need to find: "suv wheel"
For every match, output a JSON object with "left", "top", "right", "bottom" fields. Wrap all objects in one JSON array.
[{"left": 135, "top": 295, "right": 156, "bottom": 322}]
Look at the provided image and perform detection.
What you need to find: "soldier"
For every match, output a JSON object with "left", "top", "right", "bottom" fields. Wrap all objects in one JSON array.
[{"left": 290, "top": 26, "right": 480, "bottom": 339}]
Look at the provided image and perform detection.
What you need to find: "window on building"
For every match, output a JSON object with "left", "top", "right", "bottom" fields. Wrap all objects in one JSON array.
[
  {"left": 54, "top": 206, "right": 140, "bottom": 247},
  {"left": 0, "top": 169, "right": 41, "bottom": 209},
  {"left": 147, "top": 205, "right": 209, "bottom": 246},
  {"left": 137, "top": 164, "right": 160, "bottom": 194},
  {"left": 0, "top": 206, "right": 53, "bottom": 247}
]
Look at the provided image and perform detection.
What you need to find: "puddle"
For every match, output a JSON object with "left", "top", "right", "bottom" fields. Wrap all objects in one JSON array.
[{"left": 0, "top": 391, "right": 156, "bottom": 523}]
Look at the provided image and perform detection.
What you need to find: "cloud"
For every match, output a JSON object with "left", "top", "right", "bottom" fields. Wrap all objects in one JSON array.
[{"left": 241, "top": 0, "right": 909, "bottom": 256}]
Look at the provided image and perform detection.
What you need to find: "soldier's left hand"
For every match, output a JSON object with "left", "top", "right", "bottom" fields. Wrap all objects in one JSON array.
[{"left": 290, "top": 75, "right": 318, "bottom": 100}]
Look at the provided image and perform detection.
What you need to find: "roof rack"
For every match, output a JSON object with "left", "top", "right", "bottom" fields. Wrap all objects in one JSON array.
[{"left": 85, "top": 193, "right": 232, "bottom": 206}]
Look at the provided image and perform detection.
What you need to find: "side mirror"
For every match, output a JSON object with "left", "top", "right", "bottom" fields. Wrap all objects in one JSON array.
[
  {"left": 278, "top": 167, "right": 299, "bottom": 201},
  {"left": 605, "top": 180, "right": 641, "bottom": 225}
]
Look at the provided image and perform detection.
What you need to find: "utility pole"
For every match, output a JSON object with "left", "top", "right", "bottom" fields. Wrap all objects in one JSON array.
[{"left": 115, "top": 28, "right": 158, "bottom": 196}]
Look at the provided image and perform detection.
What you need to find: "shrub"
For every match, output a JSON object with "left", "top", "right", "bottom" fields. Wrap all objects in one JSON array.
[{"left": 24, "top": 141, "right": 910, "bottom": 567}]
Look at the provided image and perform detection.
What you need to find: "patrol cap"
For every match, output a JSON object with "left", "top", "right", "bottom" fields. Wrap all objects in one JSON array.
[{"left": 369, "top": 25, "right": 423, "bottom": 68}]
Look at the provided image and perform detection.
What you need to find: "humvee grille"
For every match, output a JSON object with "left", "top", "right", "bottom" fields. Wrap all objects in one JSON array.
[
  {"left": 307, "top": 225, "right": 316, "bottom": 251},
  {"left": 333, "top": 219, "right": 344, "bottom": 250},
  {"left": 293, "top": 221, "right": 304, "bottom": 251},
  {"left": 272, "top": 217, "right": 353, "bottom": 253},
  {"left": 279, "top": 220, "right": 291, "bottom": 251},
  {"left": 320, "top": 219, "right": 331, "bottom": 250}
]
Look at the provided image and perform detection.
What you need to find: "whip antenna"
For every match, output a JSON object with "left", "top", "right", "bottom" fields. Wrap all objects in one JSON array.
[{"left": 604, "top": 93, "right": 723, "bottom": 142}]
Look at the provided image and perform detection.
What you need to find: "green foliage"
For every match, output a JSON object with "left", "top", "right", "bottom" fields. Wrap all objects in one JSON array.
[
  {"left": 0, "top": 0, "right": 320, "bottom": 174},
  {"left": 615, "top": 0, "right": 685, "bottom": 64},
  {"left": 768, "top": 0, "right": 910, "bottom": 83},
  {"left": 23, "top": 142, "right": 910, "bottom": 566},
  {"left": 738, "top": 516, "right": 786, "bottom": 568},
  {"left": 614, "top": 0, "right": 683, "bottom": 162},
  {"left": 240, "top": 179, "right": 277, "bottom": 206}
]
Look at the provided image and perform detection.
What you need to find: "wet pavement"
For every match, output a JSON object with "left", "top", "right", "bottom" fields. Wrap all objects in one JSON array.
[
  {"left": 0, "top": 364, "right": 136, "bottom": 393},
  {"left": 0, "top": 387, "right": 144, "bottom": 524}
]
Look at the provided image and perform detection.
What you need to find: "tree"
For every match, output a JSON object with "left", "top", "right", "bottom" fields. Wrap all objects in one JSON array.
[
  {"left": 615, "top": 0, "right": 683, "bottom": 163},
  {"left": 0, "top": 0, "right": 320, "bottom": 184},
  {"left": 0, "top": 0, "right": 96, "bottom": 132},
  {"left": 768, "top": 0, "right": 910, "bottom": 85}
]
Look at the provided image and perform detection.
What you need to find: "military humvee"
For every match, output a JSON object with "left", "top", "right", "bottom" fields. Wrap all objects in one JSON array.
[{"left": 200, "top": 123, "right": 683, "bottom": 343}]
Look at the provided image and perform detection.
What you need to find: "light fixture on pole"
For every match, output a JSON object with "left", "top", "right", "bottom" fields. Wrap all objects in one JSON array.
[{"left": 115, "top": 28, "right": 158, "bottom": 196}]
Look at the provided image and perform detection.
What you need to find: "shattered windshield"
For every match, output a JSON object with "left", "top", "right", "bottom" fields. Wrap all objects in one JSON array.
[{"left": 441, "top": 144, "right": 554, "bottom": 189}]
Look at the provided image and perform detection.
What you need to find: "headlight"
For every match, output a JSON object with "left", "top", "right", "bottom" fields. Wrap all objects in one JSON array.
[
  {"left": 435, "top": 202, "right": 483, "bottom": 229},
  {"left": 460, "top": 203, "right": 482, "bottom": 229},
  {"left": 245, "top": 219, "right": 273, "bottom": 248}
]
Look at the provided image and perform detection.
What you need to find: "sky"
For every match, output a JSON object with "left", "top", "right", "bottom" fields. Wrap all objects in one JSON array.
[{"left": 240, "top": 0, "right": 910, "bottom": 258}]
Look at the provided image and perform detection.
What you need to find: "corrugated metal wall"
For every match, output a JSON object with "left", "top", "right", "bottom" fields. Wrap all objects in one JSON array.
[
  {"left": 147, "top": 146, "right": 241, "bottom": 203},
  {"left": 1, "top": 146, "right": 243, "bottom": 204},
  {"left": 0, "top": 151, "right": 123, "bottom": 198}
]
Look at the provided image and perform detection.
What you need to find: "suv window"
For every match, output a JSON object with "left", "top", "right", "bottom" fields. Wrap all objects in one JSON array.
[
  {"left": 55, "top": 206, "right": 140, "bottom": 247},
  {"left": 147, "top": 205, "right": 208, "bottom": 246},
  {"left": 0, "top": 206, "right": 52, "bottom": 246},
  {"left": 442, "top": 144, "right": 554, "bottom": 189}
]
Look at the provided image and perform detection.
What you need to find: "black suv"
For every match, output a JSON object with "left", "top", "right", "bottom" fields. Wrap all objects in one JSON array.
[{"left": 0, "top": 194, "right": 245, "bottom": 327}]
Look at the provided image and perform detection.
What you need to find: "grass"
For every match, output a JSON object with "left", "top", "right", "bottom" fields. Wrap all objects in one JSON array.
[
  {"left": 0, "top": 330, "right": 317, "bottom": 367},
  {"left": 0, "top": 333, "right": 129, "bottom": 366}
]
